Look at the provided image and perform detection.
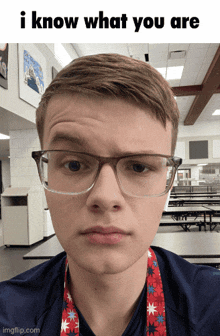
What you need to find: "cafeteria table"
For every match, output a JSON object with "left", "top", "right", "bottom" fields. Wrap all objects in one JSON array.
[
  {"left": 203, "top": 205, "right": 220, "bottom": 213},
  {"left": 169, "top": 197, "right": 220, "bottom": 207},
  {"left": 23, "top": 232, "right": 220, "bottom": 266},
  {"left": 160, "top": 216, "right": 204, "bottom": 231},
  {"left": 202, "top": 206, "right": 220, "bottom": 231},
  {"left": 23, "top": 235, "right": 63, "bottom": 259},
  {"left": 152, "top": 231, "right": 220, "bottom": 259},
  {"left": 163, "top": 206, "right": 212, "bottom": 222},
  {"left": 170, "top": 193, "right": 220, "bottom": 199}
]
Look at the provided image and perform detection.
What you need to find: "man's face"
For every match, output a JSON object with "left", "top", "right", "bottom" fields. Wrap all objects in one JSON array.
[{"left": 43, "top": 93, "right": 173, "bottom": 275}]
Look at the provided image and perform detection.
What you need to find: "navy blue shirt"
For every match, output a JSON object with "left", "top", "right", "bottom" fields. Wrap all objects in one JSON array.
[
  {"left": 76, "top": 284, "right": 147, "bottom": 336},
  {"left": 1, "top": 247, "right": 220, "bottom": 335}
]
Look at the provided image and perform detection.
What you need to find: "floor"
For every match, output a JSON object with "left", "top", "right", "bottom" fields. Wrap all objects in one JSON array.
[
  {"left": 0, "top": 219, "right": 218, "bottom": 282},
  {"left": 0, "top": 217, "right": 50, "bottom": 281}
]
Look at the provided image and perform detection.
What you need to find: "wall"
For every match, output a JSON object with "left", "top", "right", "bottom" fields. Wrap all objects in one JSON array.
[
  {"left": 176, "top": 118, "right": 220, "bottom": 166},
  {"left": 1, "top": 159, "right": 10, "bottom": 191},
  {"left": 175, "top": 134, "right": 220, "bottom": 166},
  {"left": 0, "top": 43, "right": 78, "bottom": 245},
  {"left": 0, "top": 44, "right": 36, "bottom": 124},
  {"left": 175, "top": 121, "right": 220, "bottom": 187},
  {"left": 178, "top": 120, "right": 220, "bottom": 139},
  {"left": 9, "top": 129, "right": 41, "bottom": 188},
  {"left": 0, "top": 43, "right": 78, "bottom": 125}
]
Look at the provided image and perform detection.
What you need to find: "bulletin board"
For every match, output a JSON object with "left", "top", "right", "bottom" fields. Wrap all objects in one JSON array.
[{"left": 189, "top": 141, "right": 208, "bottom": 160}]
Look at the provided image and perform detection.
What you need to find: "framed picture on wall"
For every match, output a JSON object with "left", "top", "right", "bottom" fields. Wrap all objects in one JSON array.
[
  {"left": 0, "top": 43, "right": 9, "bottom": 89},
  {"left": 17, "top": 44, "right": 47, "bottom": 108}
]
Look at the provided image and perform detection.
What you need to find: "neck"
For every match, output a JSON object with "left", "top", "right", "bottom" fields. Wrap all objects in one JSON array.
[{"left": 67, "top": 252, "right": 148, "bottom": 336}]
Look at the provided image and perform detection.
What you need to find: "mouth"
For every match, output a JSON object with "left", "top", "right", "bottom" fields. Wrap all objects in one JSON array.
[{"left": 81, "top": 226, "right": 128, "bottom": 245}]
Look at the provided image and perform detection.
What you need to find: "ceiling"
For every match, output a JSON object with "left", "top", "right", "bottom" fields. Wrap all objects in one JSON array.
[
  {"left": 72, "top": 43, "right": 220, "bottom": 125},
  {"left": 1, "top": 43, "right": 220, "bottom": 160}
]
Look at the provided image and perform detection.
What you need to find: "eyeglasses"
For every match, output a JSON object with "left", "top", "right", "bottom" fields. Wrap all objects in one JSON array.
[{"left": 32, "top": 150, "right": 182, "bottom": 198}]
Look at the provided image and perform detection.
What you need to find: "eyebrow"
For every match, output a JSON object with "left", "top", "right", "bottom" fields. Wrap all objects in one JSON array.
[
  {"left": 48, "top": 132, "right": 163, "bottom": 156},
  {"left": 49, "top": 133, "right": 90, "bottom": 149}
]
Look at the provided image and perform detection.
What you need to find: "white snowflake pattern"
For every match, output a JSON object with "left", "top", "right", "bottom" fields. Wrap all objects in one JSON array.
[
  {"left": 147, "top": 302, "right": 157, "bottom": 315},
  {"left": 61, "top": 319, "right": 69, "bottom": 332},
  {"left": 67, "top": 292, "right": 73, "bottom": 302},
  {"left": 148, "top": 249, "right": 152, "bottom": 259}
]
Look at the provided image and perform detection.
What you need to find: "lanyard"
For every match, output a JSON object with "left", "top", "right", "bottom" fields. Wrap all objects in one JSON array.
[{"left": 60, "top": 248, "right": 167, "bottom": 336}]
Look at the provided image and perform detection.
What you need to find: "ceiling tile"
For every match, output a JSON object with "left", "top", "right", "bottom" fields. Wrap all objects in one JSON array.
[
  {"left": 168, "top": 43, "right": 190, "bottom": 52},
  {"left": 176, "top": 96, "right": 196, "bottom": 123},
  {"left": 197, "top": 94, "right": 220, "bottom": 122}
]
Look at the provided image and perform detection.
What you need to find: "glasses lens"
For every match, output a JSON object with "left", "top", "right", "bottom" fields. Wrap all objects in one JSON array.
[
  {"left": 117, "top": 155, "right": 175, "bottom": 197},
  {"left": 40, "top": 151, "right": 99, "bottom": 194}
]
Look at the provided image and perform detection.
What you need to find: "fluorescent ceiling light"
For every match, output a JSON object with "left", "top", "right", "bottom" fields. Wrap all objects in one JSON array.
[
  {"left": 54, "top": 44, "right": 72, "bottom": 67},
  {"left": 197, "top": 163, "right": 208, "bottom": 166},
  {"left": 156, "top": 67, "right": 166, "bottom": 78},
  {"left": 212, "top": 109, "right": 220, "bottom": 116},
  {"left": 0, "top": 133, "right": 10, "bottom": 140},
  {"left": 166, "top": 66, "right": 184, "bottom": 80},
  {"left": 156, "top": 66, "right": 184, "bottom": 80}
]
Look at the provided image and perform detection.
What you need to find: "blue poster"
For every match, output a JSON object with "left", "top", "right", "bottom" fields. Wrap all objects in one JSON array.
[{"left": 23, "top": 50, "right": 44, "bottom": 94}]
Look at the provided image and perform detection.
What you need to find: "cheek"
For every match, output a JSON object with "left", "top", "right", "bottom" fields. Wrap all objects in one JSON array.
[
  {"left": 136, "top": 195, "right": 167, "bottom": 232},
  {"left": 45, "top": 192, "right": 84, "bottom": 232}
]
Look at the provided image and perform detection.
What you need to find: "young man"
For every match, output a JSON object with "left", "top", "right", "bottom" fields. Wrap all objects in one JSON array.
[{"left": 1, "top": 53, "right": 220, "bottom": 336}]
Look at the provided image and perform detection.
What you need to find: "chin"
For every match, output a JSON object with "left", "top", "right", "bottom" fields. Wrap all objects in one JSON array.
[
  {"left": 67, "top": 245, "right": 149, "bottom": 277},
  {"left": 85, "top": 262, "right": 127, "bottom": 275},
  {"left": 71, "top": 253, "right": 131, "bottom": 275}
]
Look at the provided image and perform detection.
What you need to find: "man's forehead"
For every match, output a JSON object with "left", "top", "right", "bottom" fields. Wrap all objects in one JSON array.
[
  {"left": 45, "top": 93, "right": 167, "bottom": 126},
  {"left": 44, "top": 94, "right": 172, "bottom": 156},
  {"left": 43, "top": 93, "right": 172, "bottom": 152}
]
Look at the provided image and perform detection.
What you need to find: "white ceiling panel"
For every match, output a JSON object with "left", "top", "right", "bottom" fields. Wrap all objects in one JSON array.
[
  {"left": 203, "top": 44, "right": 219, "bottom": 63},
  {"left": 187, "top": 44, "right": 210, "bottom": 59},
  {"left": 73, "top": 43, "right": 130, "bottom": 57},
  {"left": 196, "top": 93, "right": 220, "bottom": 122},
  {"left": 176, "top": 96, "right": 196, "bottom": 123},
  {"left": 168, "top": 79, "right": 181, "bottom": 87},
  {"left": 168, "top": 44, "right": 190, "bottom": 52},
  {"left": 194, "top": 62, "right": 211, "bottom": 84},
  {"left": 167, "top": 58, "right": 185, "bottom": 67}
]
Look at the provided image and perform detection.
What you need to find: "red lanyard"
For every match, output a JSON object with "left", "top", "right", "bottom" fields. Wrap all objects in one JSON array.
[{"left": 60, "top": 247, "right": 167, "bottom": 336}]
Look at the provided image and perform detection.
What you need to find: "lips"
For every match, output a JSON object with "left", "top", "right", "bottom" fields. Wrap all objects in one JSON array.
[
  {"left": 81, "top": 226, "right": 128, "bottom": 245},
  {"left": 82, "top": 226, "right": 127, "bottom": 235}
]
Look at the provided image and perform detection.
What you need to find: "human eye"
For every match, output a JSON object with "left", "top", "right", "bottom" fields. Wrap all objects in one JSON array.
[
  {"left": 64, "top": 160, "right": 83, "bottom": 172},
  {"left": 50, "top": 152, "right": 94, "bottom": 175},
  {"left": 122, "top": 159, "right": 152, "bottom": 175},
  {"left": 63, "top": 155, "right": 94, "bottom": 174},
  {"left": 121, "top": 156, "right": 163, "bottom": 176},
  {"left": 130, "top": 162, "right": 150, "bottom": 173}
]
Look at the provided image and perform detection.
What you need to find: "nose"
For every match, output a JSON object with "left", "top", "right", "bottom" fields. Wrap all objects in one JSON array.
[{"left": 86, "top": 164, "right": 125, "bottom": 213}]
